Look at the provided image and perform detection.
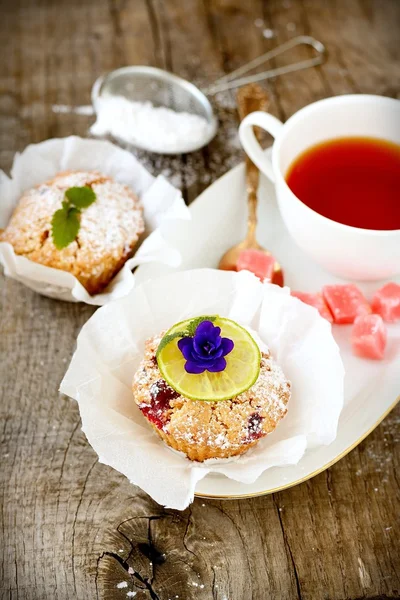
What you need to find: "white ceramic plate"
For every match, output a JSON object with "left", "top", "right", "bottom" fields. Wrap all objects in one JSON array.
[{"left": 135, "top": 154, "right": 400, "bottom": 499}]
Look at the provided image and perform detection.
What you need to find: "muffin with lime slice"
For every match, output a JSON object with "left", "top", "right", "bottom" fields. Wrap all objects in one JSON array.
[{"left": 132, "top": 316, "right": 291, "bottom": 461}]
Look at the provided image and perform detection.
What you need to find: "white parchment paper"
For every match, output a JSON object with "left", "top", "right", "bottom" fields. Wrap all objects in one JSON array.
[
  {"left": 0, "top": 136, "right": 190, "bottom": 304},
  {"left": 60, "top": 269, "right": 345, "bottom": 510}
]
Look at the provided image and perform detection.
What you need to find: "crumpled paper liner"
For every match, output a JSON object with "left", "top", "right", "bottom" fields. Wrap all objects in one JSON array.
[
  {"left": 60, "top": 269, "right": 345, "bottom": 509},
  {"left": 0, "top": 136, "right": 190, "bottom": 304}
]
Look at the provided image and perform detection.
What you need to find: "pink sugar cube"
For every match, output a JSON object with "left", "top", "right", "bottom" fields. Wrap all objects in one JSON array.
[
  {"left": 322, "top": 284, "right": 371, "bottom": 324},
  {"left": 291, "top": 291, "right": 333, "bottom": 322},
  {"left": 351, "top": 314, "right": 387, "bottom": 360},
  {"left": 371, "top": 282, "right": 400, "bottom": 322},
  {"left": 236, "top": 249, "right": 276, "bottom": 282}
]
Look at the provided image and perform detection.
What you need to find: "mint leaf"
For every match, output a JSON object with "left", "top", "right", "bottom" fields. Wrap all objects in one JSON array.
[
  {"left": 156, "top": 331, "right": 187, "bottom": 357},
  {"left": 51, "top": 206, "right": 80, "bottom": 249},
  {"left": 186, "top": 316, "right": 217, "bottom": 337},
  {"left": 65, "top": 186, "right": 96, "bottom": 209},
  {"left": 156, "top": 317, "right": 218, "bottom": 357}
]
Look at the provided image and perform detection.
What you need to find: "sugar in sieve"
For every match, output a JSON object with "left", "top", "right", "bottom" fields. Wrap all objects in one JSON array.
[{"left": 91, "top": 36, "right": 326, "bottom": 154}]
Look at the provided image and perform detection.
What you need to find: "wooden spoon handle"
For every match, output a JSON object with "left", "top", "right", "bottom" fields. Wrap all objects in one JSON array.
[{"left": 237, "top": 84, "right": 270, "bottom": 243}]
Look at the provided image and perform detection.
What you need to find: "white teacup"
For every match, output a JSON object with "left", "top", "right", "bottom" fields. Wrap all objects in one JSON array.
[{"left": 239, "top": 94, "right": 400, "bottom": 281}]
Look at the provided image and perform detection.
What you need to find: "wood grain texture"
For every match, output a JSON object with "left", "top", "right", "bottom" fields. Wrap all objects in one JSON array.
[{"left": 1, "top": 1, "right": 399, "bottom": 599}]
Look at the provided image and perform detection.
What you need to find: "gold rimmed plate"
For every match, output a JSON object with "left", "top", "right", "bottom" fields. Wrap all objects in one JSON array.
[{"left": 135, "top": 150, "right": 400, "bottom": 499}]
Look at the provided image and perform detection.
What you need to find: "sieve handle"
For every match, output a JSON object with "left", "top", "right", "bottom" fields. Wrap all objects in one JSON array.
[{"left": 205, "top": 36, "right": 326, "bottom": 95}]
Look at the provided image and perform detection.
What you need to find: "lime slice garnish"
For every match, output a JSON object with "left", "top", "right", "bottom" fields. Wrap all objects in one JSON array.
[{"left": 156, "top": 316, "right": 261, "bottom": 401}]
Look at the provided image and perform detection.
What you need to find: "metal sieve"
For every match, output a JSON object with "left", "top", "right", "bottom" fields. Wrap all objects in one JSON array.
[{"left": 91, "top": 36, "right": 326, "bottom": 154}]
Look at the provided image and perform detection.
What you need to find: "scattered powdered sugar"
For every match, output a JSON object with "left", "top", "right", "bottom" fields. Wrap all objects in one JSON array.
[
  {"left": 126, "top": 592, "right": 137, "bottom": 598},
  {"left": 91, "top": 96, "right": 214, "bottom": 154},
  {"left": 116, "top": 581, "right": 128, "bottom": 589},
  {"left": 263, "top": 28, "right": 276, "bottom": 39},
  {"left": 52, "top": 104, "right": 94, "bottom": 116},
  {"left": 189, "top": 581, "right": 205, "bottom": 589},
  {"left": 363, "top": 439, "right": 395, "bottom": 483}
]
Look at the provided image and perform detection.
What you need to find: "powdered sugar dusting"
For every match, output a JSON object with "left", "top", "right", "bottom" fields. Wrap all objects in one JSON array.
[
  {"left": 116, "top": 581, "right": 128, "bottom": 589},
  {"left": 106, "top": 90, "right": 244, "bottom": 197},
  {"left": 52, "top": 103, "right": 94, "bottom": 115},
  {"left": 132, "top": 326, "right": 290, "bottom": 459},
  {"left": 91, "top": 96, "right": 214, "bottom": 154},
  {"left": 1, "top": 170, "right": 144, "bottom": 295}
]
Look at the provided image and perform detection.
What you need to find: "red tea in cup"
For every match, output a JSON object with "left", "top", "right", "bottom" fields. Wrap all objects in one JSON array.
[{"left": 285, "top": 137, "right": 400, "bottom": 230}]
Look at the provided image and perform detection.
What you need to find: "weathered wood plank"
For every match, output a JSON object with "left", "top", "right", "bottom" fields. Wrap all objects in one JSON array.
[{"left": 1, "top": 1, "right": 399, "bottom": 599}]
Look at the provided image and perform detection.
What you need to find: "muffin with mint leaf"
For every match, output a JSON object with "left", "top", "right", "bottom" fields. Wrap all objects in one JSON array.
[
  {"left": 0, "top": 171, "right": 144, "bottom": 295},
  {"left": 132, "top": 316, "right": 291, "bottom": 461}
]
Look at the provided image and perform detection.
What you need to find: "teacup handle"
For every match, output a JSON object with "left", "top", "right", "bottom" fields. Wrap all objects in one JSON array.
[{"left": 239, "top": 111, "right": 284, "bottom": 182}]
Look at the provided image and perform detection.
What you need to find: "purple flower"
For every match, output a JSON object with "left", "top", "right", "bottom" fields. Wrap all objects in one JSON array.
[{"left": 178, "top": 321, "right": 234, "bottom": 374}]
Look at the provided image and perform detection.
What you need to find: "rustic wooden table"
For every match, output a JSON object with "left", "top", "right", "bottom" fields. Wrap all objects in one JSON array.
[{"left": 1, "top": 1, "right": 399, "bottom": 599}]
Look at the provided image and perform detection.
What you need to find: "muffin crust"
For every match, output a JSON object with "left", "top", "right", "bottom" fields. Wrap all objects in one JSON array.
[
  {"left": 133, "top": 332, "right": 291, "bottom": 461},
  {"left": 0, "top": 171, "right": 145, "bottom": 295}
]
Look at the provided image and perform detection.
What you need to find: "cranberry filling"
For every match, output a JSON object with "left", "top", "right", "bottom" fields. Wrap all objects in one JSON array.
[
  {"left": 246, "top": 412, "right": 265, "bottom": 442},
  {"left": 140, "top": 379, "right": 179, "bottom": 429}
]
